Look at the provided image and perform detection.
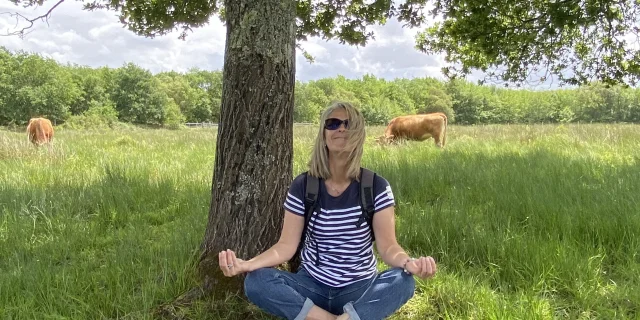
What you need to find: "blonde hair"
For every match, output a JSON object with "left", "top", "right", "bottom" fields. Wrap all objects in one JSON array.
[{"left": 308, "top": 101, "right": 366, "bottom": 180}]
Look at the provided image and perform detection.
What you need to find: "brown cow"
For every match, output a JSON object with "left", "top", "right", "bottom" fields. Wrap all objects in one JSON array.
[
  {"left": 26, "top": 117, "right": 54, "bottom": 146},
  {"left": 376, "top": 112, "right": 448, "bottom": 148}
]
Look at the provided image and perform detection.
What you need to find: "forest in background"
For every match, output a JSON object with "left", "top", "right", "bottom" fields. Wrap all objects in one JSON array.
[{"left": 2, "top": 46, "right": 640, "bottom": 130}]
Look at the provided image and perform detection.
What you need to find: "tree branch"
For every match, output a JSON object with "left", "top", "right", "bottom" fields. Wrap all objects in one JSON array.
[{"left": 1, "top": 0, "right": 65, "bottom": 38}]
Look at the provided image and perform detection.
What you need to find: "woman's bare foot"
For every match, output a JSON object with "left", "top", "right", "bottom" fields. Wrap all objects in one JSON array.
[{"left": 306, "top": 306, "right": 340, "bottom": 319}]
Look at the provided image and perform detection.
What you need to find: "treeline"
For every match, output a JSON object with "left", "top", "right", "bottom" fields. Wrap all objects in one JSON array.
[{"left": 2, "top": 47, "right": 640, "bottom": 129}]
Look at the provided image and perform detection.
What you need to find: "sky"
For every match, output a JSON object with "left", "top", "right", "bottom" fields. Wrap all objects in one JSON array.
[{"left": 1, "top": 1, "right": 507, "bottom": 86}]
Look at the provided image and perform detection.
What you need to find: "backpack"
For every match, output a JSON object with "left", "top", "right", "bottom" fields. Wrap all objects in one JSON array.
[{"left": 288, "top": 167, "right": 376, "bottom": 272}]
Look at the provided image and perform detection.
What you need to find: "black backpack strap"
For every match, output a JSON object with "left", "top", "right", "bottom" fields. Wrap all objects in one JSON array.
[
  {"left": 358, "top": 167, "right": 376, "bottom": 241},
  {"left": 304, "top": 172, "right": 320, "bottom": 224},
  {"left": 290, "top": 172, "right": 319, "bottom": 271}
]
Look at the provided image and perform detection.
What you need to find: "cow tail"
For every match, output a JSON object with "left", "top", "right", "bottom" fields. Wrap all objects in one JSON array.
[
  {"left": 35, "top": 121, "right": 44, "bottom": 144},
  {"left": 442, "top": 115, "right": 448, "bottom": 147},
  {"left": 442, "top": 117, "right": 449, "bottom": 148},
  {"left": 26, "top": 122, "right": 33, "bottom": 143}
]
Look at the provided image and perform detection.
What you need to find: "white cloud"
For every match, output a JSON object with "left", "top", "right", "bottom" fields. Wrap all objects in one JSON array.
[{"left": 0, "top": 1, "right": 481, "bottom": 83}]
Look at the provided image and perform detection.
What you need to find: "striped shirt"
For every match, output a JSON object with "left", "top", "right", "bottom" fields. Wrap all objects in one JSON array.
[{"left": 284, "top": 172, "right": 396, "bottom": 287}]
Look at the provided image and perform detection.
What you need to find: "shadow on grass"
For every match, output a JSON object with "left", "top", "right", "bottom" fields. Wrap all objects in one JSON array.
[{"left": 2, "top": 149, "right": 639, "bottom": 319}]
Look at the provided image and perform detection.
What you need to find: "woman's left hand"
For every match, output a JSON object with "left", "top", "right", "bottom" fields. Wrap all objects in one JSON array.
[{"left": 405, "top": 256, "right": 437, "bottom": 279}]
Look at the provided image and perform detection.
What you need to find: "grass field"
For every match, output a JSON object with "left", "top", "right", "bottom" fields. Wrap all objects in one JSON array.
[{"left": 1, "top": 123, "right": 639, "bottom": 319}]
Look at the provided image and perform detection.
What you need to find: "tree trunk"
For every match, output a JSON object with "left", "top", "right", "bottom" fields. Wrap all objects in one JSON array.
[{"left": 197, "top": 0, "right": 296, "bottom": 293}]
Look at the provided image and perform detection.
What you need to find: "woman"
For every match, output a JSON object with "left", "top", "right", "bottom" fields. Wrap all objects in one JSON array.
[{"left": 218, "top": 101, "right": 437, "bottom": 320}]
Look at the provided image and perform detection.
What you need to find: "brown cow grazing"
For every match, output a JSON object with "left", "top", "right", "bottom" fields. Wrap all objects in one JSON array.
[
  {"left": 26, "top": 117, "right": 54, "bottom": 146},
  {"left": 376, "top": 112, "right": 448, "bottom": 148}
]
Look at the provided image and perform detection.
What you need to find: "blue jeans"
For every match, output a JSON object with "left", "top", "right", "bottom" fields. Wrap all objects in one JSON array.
[{"left": 244, "top": 266, "right": 415, "bottom": 320}]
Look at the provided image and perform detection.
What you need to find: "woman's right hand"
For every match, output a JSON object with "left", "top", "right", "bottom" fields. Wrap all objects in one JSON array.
[{"left": 219, "top": 249, "right": 250, "bottom": 277}]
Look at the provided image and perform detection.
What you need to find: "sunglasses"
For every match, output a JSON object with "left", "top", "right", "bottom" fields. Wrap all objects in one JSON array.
[{"left": 324, "top": 118, "right": 349, "bottom": 130}]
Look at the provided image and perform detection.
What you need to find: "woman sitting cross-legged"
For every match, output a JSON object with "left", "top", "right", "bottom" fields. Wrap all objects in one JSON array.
[{"left": 218, "top": 101, "right": 437, "bottom": 320}]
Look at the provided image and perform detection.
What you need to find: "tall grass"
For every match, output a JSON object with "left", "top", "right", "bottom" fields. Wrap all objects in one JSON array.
[{"left": 1, "top": 123, "right": 638, "bottom": 319}]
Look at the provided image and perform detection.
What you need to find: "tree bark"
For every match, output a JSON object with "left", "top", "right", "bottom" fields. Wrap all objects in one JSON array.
[{"left": 197, "top": 0, "right": 296, "bottom": 293}]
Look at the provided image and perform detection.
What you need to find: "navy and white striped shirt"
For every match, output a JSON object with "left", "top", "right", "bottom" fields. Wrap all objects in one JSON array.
[{"left": 284, "top": 172, "right": 396, "bottom": 287}]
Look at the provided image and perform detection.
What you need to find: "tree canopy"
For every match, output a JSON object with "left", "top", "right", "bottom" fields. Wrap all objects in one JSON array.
[
  {"left": 6, "top": 0, "right": 640, "bottom": 87},
  {"left": 416, "top": 0, "right": 640, "bottom": 87}
]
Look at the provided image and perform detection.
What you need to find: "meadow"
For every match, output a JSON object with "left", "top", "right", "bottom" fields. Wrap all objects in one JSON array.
[{"left": 1, "top": 123, "right": 639, "bottom": 319}]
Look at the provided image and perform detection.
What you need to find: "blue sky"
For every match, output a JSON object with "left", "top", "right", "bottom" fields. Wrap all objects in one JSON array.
[{"left": 1, "top": 1, "right": 546, "bottom": 87}]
